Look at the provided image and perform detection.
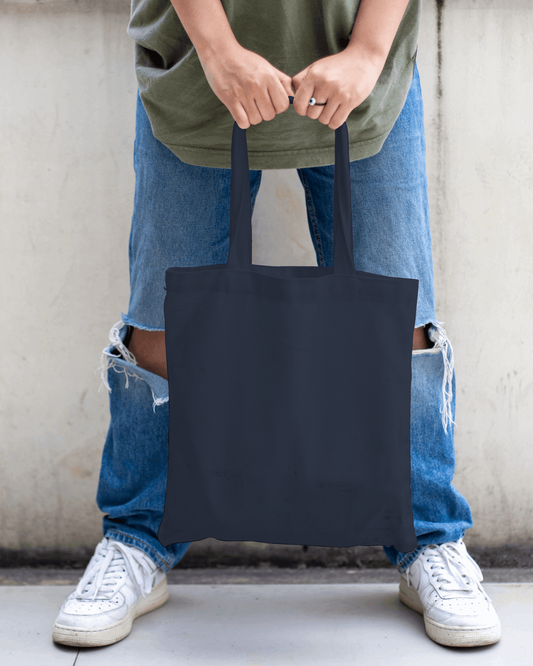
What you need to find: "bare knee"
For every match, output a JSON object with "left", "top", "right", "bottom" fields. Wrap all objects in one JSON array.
[
  {"left": 127, "top": 327, "right": 168, "bottom": 380},
  {"left": 413, "top": 324, "right": 433, "bottom": 350}
]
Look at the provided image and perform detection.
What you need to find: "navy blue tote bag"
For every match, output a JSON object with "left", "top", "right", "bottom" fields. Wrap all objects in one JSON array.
[{"left": 158, "top": 107, "right": 420, "bottom": 552}]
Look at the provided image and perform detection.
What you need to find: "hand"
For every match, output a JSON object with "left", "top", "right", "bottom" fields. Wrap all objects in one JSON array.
[
  {"left": 291, "top": 48, "right": 384, "bottom": 130},
  {"left": 199, "top": 43, "right": 294, "bottom": 129}
]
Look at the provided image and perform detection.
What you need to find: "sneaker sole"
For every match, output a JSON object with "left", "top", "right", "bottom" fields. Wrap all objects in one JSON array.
[
  {"left": 52, "top": 577, "right": 169, "bottom": 647},
  {"left": 399, "top": 577, "right": 501, "bottom": 647}
]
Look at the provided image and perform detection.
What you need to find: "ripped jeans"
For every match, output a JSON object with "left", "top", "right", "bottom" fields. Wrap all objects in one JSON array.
[{"left": 96, "top": 64, "right": 473, "bottom": 573}]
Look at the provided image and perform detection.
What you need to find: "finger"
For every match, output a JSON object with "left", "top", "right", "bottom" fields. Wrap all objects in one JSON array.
[
  {"left": 241, "top": 98, "right": 263, "bottom": 127},
  {"left": 306, "top": 87, "right": 329, "bottom": 121},
  {"left": 292, "top": 73, "right": 315, "bottom": 116},
  {"left": 293, "top": 83, "right": 316, "bottom": 117},
  {"left": 254, "top": 90, "right": 278, "bottom": 122},
  {"left": 268, "top": 82, "right": 291, "bottom": 115},
  {"left": 260, "top": 69, "right": 293, "bottom": 114},
  {"left": 321, "top": 100, "right": 348, "bottom": 130},
  {"left": 280, "top": 75, "right": 295, "bottom": 99},
  {"left": 274, "top": 75, "right": 294, "bottom": 110},
  {"left": 232, "top": 101, "right": 251, "bottom": 129},
  {"left": 291, "top": 66, "right": 309, "bottom": 94},
  {"left": 308, "top": 94, "right": 339, "bottom": 126}
]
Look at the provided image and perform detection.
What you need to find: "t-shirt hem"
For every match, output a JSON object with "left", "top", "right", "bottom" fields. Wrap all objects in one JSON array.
[{"left": 161, "top": 132, "right": 390, "bottom": 170}]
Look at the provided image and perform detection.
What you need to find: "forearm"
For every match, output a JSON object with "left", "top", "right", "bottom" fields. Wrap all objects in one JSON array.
[
  {"left": 346, "top": 0, "right": 411, "bottom": 68},
  {"left": 169, "top": 0, "right": 239, "bottom": 62}
]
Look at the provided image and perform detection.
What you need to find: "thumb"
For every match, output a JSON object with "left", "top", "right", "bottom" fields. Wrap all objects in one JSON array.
[
  {"left": 291, "top": 65, "right": 311, "bottom": 94},
  {"left": 278, "top": 73, "right": 295, "bottom": 99}
]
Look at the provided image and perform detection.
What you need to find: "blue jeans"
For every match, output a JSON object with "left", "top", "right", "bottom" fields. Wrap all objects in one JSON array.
[{"left": 96, "top": 64, "right": 473, "bottom": 574}]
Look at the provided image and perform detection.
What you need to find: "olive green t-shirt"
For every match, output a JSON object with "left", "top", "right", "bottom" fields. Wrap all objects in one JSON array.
[{"left": 128, "top": 0, "right": 421, "bottom": 170}]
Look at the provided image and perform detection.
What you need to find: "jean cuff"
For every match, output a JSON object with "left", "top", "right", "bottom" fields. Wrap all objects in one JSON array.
[{"left": 103, "top": 526, "right": 178, "bottom": 573}]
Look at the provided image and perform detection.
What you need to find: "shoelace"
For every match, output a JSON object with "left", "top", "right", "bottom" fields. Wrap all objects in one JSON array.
[
  {"left": 405, "top": 540, "right": 493, "bottom": 603},
  {"left": 74, "top": 539, "right": 155, "bottom": 601}
]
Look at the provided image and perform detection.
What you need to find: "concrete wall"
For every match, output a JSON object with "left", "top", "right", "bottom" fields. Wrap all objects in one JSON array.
[{"left": 0, "top": 0, "right": 531, "bottom": 554}]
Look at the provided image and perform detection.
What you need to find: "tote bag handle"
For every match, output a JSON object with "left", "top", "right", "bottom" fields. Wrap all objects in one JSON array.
[{"left": 226, "top": 96, "right": 357, "bottom": 277}]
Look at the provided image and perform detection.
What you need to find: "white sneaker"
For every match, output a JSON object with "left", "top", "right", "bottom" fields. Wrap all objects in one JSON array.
[
  {"left": 399, "top": 538, "right": 501, "bottom": 647},
  {"left": 52, "top": 536, "right": 169, "bottom": 647}
]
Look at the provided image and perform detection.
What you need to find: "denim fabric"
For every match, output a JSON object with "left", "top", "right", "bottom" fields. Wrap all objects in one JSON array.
[{"left": 97, "top": 63, "right": 473, "bottom": 573}]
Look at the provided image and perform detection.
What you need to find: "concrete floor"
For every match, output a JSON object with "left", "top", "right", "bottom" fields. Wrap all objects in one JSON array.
[
  {"left": 0, "top": 578, "right": 531, "bottom": 665},
  {"left": 2, "top": 566, "right": 533, "bottom": 585}
]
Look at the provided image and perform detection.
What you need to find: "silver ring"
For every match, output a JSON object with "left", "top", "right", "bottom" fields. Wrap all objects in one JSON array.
[{"left": 309, "top": 98, "right": 327, "bottom": 106}]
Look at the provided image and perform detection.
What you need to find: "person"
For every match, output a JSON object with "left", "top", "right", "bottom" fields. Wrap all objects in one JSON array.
[{"left": 53, "top": 0, "right": 501, "bottom": 650}]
